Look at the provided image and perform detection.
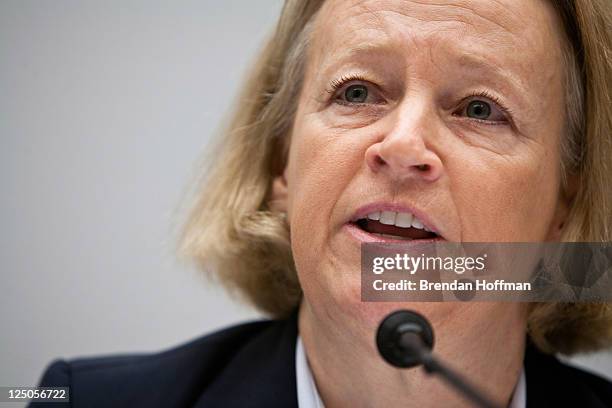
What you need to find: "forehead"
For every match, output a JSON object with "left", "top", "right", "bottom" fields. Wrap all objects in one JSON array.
[
  {"left": 309, "top": 0, "right": 564, "bottom": 90},
  {"left": 313, "top": 0, "right": 561, "bottom": 48}
]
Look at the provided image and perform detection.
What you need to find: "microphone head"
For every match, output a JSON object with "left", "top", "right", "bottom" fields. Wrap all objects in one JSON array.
[{"left": 376, "top": 310, "right": 435, "bottom": 368}]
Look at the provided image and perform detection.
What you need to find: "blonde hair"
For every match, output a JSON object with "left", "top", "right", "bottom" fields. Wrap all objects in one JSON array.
[{"left": 180, "top": 0, "right": 612, "bottom": 355}]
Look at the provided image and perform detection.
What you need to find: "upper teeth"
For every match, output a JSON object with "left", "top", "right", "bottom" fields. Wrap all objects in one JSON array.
[{"left": 366, "top": 211, "right": 431, "bottom": 232}]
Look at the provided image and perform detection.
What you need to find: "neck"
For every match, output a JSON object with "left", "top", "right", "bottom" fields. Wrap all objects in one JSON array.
[{"left": 298, "top": 301, "right": 527, "bottom": 408}]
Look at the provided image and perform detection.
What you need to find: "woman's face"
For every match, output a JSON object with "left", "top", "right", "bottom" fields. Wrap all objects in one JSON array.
[{"left": 272, "top": 0, "right": 570, "bottom": 325}]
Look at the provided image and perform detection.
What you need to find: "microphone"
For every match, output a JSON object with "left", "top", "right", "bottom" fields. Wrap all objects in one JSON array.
[{"left": 376, "top": 310, "right": 502, "bottom": 408}]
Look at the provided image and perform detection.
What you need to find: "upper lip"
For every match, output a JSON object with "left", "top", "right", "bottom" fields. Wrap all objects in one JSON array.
[{"left": 349, "top": 201, "right": 443, "bottom": 237}]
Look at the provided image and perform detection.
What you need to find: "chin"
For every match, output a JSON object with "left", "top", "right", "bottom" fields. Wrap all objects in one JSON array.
[{"left": 320, "top": 271, "right": 459, "bottom": 333}]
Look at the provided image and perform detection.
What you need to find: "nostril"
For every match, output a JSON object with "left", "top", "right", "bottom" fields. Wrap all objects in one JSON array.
[{"left": 366, "top": 144, "right": 441, "bottom": 182}]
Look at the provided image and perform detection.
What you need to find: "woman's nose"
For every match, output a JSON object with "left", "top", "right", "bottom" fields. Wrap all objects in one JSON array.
[{"left": 365, "top": 116, "right": 443, "bottom": 183}]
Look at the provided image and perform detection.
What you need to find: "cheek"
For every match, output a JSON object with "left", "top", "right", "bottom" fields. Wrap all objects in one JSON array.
[
  {"left": 450, "top": 146, "right": 561, "bottom": 241},
  {"left": 285, "top": 112, "right": 386, "bottom": 311},
  {"left": 285, "top": 115, "right": 363, "bottom": 264}
]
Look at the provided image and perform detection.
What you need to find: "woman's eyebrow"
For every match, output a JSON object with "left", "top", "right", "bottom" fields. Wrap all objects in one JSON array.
[
  {"left": 453, "top": 53, "right": 530, "bottom": 104},
  {"left": 317, "top": 42, "right": 404, "bottom": 78}
]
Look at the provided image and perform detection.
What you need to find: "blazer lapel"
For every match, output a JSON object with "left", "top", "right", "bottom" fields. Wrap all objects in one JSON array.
[
  {"left": 193, "top": 312, "right": 299, "bottom": 408},
  {"left": 525, "top": 342, "right": 609, "bottom": 408}
]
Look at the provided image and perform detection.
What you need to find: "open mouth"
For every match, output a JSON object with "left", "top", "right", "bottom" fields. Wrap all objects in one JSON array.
[{"left": 351, "top": 211, "right": 440, "bottom": 241}]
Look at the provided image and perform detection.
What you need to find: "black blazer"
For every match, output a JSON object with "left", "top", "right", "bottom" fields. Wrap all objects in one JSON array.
[{"left": 30, "top": 312, "right": 612, "bottom": 408}]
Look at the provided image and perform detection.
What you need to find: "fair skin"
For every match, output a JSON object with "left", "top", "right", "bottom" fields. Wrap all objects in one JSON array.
[{"left": 271, "top": 0, "right": 571, "bottom": 406}]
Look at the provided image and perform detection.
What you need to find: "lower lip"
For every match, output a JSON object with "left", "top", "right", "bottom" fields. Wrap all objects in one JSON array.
[{"left": 343, "top": 223, "right": 445, "bottom": 245}]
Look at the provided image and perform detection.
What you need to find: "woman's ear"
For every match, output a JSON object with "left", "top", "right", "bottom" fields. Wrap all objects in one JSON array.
[
  {"left": 546, "top": 174, "right": 578, "bottom": 241},
  {"left": 269, "top": 168, "right": 289, "bottom": 213}
]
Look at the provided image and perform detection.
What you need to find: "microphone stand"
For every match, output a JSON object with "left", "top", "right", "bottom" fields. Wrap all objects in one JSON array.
[{"left": 377, "top": 310, "right": 503, "bottom": 408}]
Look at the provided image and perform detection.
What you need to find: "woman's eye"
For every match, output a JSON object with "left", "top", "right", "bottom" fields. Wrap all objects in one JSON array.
[
  {"left": 466, "top": 100, "right": 491, "bottom": 120},
  {"left": 458, "top": 98, "right": 508, "bottom": 123},
  {"left": 328, "top": 77, "right": 386, "bottom": 107},
  {"left": 343, "top": 84, "right": 368, "bottom": 103}
]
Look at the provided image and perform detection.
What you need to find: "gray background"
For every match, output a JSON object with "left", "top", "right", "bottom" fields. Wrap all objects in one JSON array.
[{"left": 1, "top": 1, "right": 610, "bottom": 406}]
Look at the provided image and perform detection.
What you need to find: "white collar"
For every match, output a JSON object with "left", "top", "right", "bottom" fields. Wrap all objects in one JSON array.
[{"left": 296, "top": 336, "right": 526, "bottom": 408}]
